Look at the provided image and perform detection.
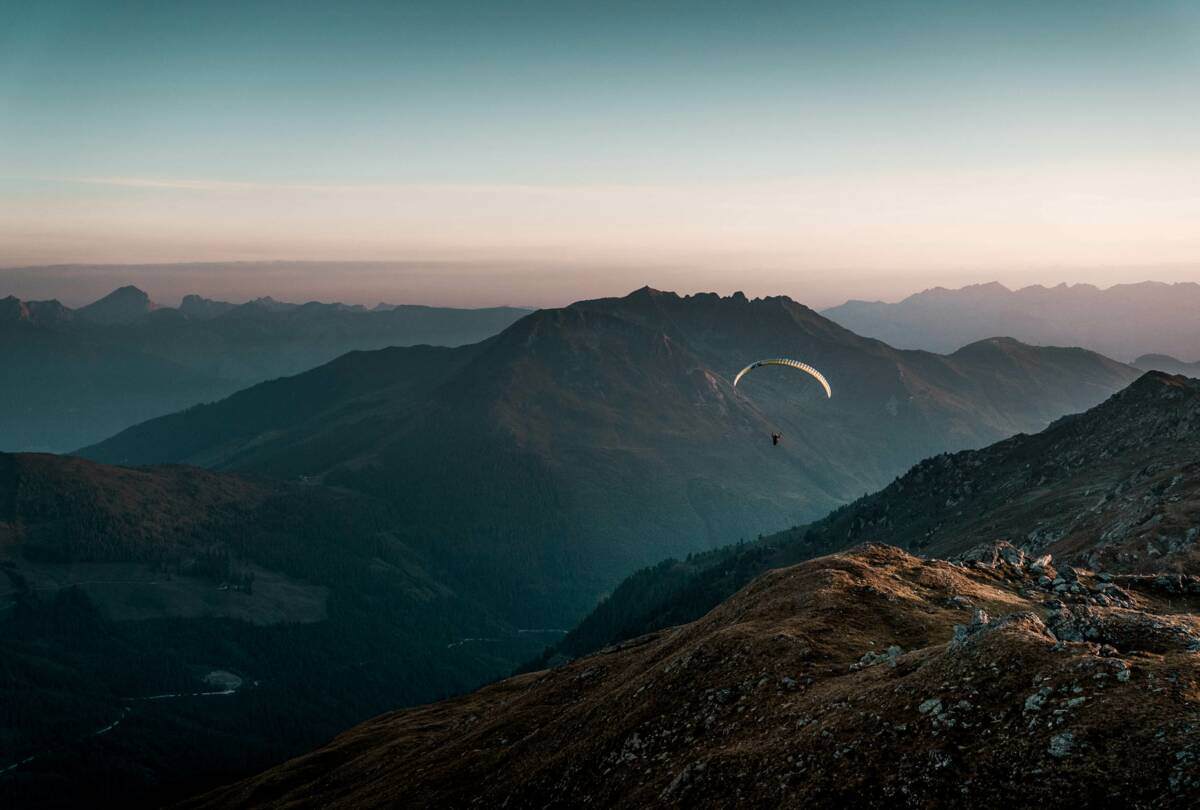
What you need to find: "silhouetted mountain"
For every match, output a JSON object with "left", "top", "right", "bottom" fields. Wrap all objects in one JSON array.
[
  {"left": 186, "top": 543, "right": 1200, "bottom": 809},
  {"left": 1134, "top": 353, "right": 1200, "bottom": 376},
  {"left": 540, "top": 371, "right": 1200, "bottom": 663},
  {"left": 178, "top": 294, "right": 236, "bottom": 319},
  {"left": 229, "top": 296, "right": 298, "bottom": 315},
  {"left": 824, "top": 281, "right": 1200, "bottom": 360},
  {"left": 0, "top": 452, "right": 554, "bottom": 807},
  {"left": 0, "top": 287, "right": 529, "bottom": 452},
  {"left": 76, "top": 284, "right": 160, "bottom": 324},
  {"left": 0, "top": 295, "right": 74, "bottom": 326},
  {"left": 82, "top": 288, "right": 1138, "bottom": 626},
  {"left": 0, "top": 315, "right": 233, "bottom": 455}
]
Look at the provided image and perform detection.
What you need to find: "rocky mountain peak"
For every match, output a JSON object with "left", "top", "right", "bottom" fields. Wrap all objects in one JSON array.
[
  {"left": 76, "top": 285, "right": 158, "bottom": 324},
  {"left": 0, "top": 295, "right": 29, "bottom": 321},
  {"left": 1, "top": 295, "right": 74, "bottom": 325},
  {"left": 178, "top": 294, "right": 236, "bottom": 319}
]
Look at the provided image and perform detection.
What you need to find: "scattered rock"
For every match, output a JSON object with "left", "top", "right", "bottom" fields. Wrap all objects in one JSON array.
[
  {"left": 1048, "top": 732, "right": 1075, "bottom": 758},
  {"left": 852, "top": 644, "right": 904, "bottom": 671},
  {"left": 1025, "top": 687, "right": 1053, "bottom": 712}
]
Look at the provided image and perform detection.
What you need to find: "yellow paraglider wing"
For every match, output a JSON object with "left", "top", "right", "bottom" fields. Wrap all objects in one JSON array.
[{"left": 732, "top": 358, "right": 832, "bottom": 398}]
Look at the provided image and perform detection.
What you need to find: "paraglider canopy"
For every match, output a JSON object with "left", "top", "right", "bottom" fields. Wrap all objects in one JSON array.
[{"left": 733, "top": 358, "right": 832, "bottom": 398}]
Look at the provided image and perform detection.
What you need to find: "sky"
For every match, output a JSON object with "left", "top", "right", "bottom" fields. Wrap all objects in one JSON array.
[{"left": 1, "top": 0, "right": 1198, "bottom": 307}]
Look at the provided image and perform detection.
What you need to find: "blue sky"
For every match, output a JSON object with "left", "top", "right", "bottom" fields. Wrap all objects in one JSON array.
[{"left": 2, "top": 1, "right": 1198, "bottom": 305}]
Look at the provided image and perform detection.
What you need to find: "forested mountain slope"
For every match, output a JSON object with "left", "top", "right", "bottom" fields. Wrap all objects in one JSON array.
[{"left": 0, "top": 452, "right": 552, "bottom": 808}]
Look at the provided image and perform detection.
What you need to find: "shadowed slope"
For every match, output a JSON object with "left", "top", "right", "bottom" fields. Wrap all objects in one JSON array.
[{"left": 0, "top": 452, "right": 549, "bottom": 808}]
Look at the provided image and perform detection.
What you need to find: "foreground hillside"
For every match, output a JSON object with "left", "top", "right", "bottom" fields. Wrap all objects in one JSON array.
[
  {"left": 0, "top": 286, "right": 526, "bottom": 451},
  {"left": 539, "top": 370, "right": 1200, "bottom": 667},
  {"left": 82, "top": 288, "right": 1138, "bottom": 622},
  {"left": 0, "top": 453, "right": 552, "bottom": 808},
  {"left": 186, "top": 544, "right": 1200, "bottom": 809},
  {"left": 824, "top": 280, "right": 1200, "bottom": 361}
]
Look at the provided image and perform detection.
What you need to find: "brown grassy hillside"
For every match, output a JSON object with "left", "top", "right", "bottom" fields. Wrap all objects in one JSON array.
[{"left": 185, "top": 544, "right": 1200, "bottom": 809}]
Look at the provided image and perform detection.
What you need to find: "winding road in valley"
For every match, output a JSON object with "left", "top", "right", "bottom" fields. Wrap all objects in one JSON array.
[{"left": 0, "top": 680, "right": 241, "bottom": 777}]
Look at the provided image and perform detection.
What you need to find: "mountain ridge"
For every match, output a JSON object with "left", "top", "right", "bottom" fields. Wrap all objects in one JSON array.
[
  {"left": 0, "top": 286, "right": 529, "bottom": 452},
  {"left": 824, "top": 280, "right": 1200, "bottom": 361},
  {"left": 1136, "top": 353, "right": 1200, "bottom": 376}
]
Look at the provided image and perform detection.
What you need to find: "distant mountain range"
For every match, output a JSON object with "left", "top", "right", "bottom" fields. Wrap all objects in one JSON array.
[
  {"left": 824, "top": 280, "right": 1200, "bottom": 362},
  {"left": 80, "top": 287, "right": 1139, "bottom": 624},
  {"left": 1134, "top": 353, "right": 1200, "bottom": 376},
  {"left": 0, "top": 286, "right": 528, "bottom": 451}
]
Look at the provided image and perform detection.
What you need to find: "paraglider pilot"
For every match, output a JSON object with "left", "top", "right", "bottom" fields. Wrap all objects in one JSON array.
[{"left": 731, "top": 358, "right": 829, "bottom": 450}]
